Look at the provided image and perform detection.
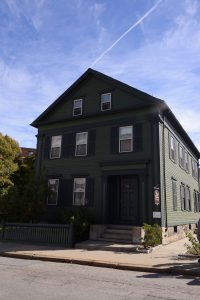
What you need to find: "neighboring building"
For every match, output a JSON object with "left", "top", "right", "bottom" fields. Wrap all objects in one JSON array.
[
  {"left": 20, "top": 147, "right": 36, "bottom": 159},
  {"left": 31, "top": 68, "right": 200, "bottom": 244}
]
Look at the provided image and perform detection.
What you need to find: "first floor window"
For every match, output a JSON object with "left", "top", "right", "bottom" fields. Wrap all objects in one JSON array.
[
  {"left": 185, "top": 186, "right": 191, "bottom": 211},
  {"left": 180, "top": 183, "right": 186, "bottom": 211},
  {"left": 73, "top": 99, "right": 82, "bottom": 116},
  {"left": 50, "top": 135, "right": 62, "bottom": 159},
  {"left": 194, "top": 191, "right": 200, "bottom": 212},
  {"left": 101, "top": 93, "right": 111, "bottom": 111},
  {"left": 172, "top": 179, "right": 177, "bottom": 211},
  {"left": 119, "top": 125, "right": 133, "bottom": 152},
  {"left": 47, "top": 179, "right": 59, "bottom": 205},
  {"left": 73, "top": 178, "right": 86, "bottom": 206},
  {"left": 75, "top": 132, "right": 88, "bottom": 156}
]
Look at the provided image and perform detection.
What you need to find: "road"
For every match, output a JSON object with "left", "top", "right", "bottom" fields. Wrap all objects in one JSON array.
[{"left": 0, "top": 257, "right": 199, "bottom": 300}]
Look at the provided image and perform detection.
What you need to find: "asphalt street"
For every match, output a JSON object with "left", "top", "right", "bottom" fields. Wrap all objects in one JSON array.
[{"left": 0, "top": 257, "right": 199, "bottom": 300}]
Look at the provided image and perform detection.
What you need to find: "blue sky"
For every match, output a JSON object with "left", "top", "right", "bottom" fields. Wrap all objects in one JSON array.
[{"left": 0, "top": 0, "right": 200, "bottom": 150}]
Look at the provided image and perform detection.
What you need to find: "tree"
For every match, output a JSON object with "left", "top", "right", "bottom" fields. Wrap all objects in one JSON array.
[
  {"left": 1, "top": 155, "right": 46, "bottom": 222},
  {"left": 0, "top": 133, "right": 21, "bottom": 199}
]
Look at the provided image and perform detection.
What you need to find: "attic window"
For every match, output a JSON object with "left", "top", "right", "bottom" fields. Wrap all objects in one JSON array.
[
  {"left": 101, "top": 93, "right": 111, "bottom": 111},
  {"left": 73, "top": 99, "right": 82, "bottom": 116}
]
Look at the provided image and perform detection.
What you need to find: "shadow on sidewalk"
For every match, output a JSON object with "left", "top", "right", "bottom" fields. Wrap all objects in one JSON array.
[{"left": 0, "top": 241, "right": 68, "bottom": 252}]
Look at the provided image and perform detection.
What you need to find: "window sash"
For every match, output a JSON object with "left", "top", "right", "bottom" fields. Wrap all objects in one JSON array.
[
  {"left": 73, "top": 178, "right": 86, "bottom": 206},
  {"left": 119, "top": 126, "right": 133, "bottom": 152},
  {"left": 47, "top": 179, "right": 59, "bottom": 205},
  {"left": 180, "top": 184, "right": 186, "bottom": 211},
  {"left": 75, "top": 132, "right": 88, "bottom": 156},
  {"left": 73, "top": 99, "right": 82, "bottom": 116},
  {"left": 50, "top": 136, "right": 62, "bottom": 158},
  {"left": 101, "top": 93, "right": 111, "bottom": 111}
]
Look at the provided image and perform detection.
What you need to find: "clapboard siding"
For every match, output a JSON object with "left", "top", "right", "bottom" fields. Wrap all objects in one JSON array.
[{"left": 160, "top": 120, "right": 200, "bottom": 226}]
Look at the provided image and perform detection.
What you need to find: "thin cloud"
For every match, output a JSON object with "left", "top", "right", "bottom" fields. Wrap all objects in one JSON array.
[{"left": 90, "top": 0, "right": 163, "bottom": 67}]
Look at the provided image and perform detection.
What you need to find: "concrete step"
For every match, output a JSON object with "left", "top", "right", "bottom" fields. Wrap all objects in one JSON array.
[
  {"left": 98, "top": 238, "right": 133, "bottom": 244},
  {"left": 105, "top": 228, "right": 132, "bottom": 235},
  {"left": 106, "top": 225, "right": 133, "bottom": 231},
  {"left": 102, "top": 233, "right": 132, "bottom": 241}
]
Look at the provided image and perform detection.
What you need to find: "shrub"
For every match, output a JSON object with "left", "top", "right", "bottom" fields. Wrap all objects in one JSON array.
[
  {"left": 184, "top": 229, "right": 200, "bottom": 255},
  {"left": 52, "top": 207, "right": 93, "bottom": 243},
  {"left": 142, "top": 223, "right": 162, "bottom": 248}
]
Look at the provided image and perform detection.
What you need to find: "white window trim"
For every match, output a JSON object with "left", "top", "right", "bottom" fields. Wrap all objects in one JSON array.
[
  {"left": 75, "top": 132, "right": 88, "bottom": 156},
  {"left": 73, "top": 178, "right": 86, "bottom": 206},
  {"left": 73, "top": 99, "right": 83, "bottom": 116},
  {"left": 50, "top": 135, "right": 62, "bottom": 159},
  {"left": 101, "top": 93, "right": 111, "bottom": 111},
  {"left": 47, "top": 179, "right": 59, "bottom": 206},
  {"left": 119, "top": 125, "right": 133, "bottom": 153},
  {"left": 169, "top": 134, "right": 176, "bottom": 162}
]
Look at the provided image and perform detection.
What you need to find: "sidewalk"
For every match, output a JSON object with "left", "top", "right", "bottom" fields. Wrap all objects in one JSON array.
[{"left": 0, "top": 238, "right": 200, "bottom": 277}]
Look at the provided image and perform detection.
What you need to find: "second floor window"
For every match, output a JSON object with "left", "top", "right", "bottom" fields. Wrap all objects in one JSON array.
[
  {"left": 50, "top": 135, "right": 62, "bottom": 159},
  {"left": 73, "top": 178, "right": 86, "bottom": 206},
  {"left": 47, "top": 179, "right": 59, "bottom": 205},
  {"left": 169, "top": 134, "right": 176, "bottom": 162},
  {"left": 192, "top": 158, "right": 198, "bottom": 180},
  {"left": 185, "top": 151, "right": 189, "bottom": 172},
  {"left": 101, "top": 93, "right": 111, "bottom": 111},
  {"left": 179, "top": 145, "right": 185, "bottom": 169},
  {"left": 73, "top": 99, "right": 82, "bottom": 116},
  {"left": 75, "top": 132, "right": 88, "bottom": 156},
  {"left": 119, "top": 126, "right": 133, "bottom": 152}
]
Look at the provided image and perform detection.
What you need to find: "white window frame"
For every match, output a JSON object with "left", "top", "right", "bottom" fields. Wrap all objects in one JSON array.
[
  {"left": 75, "top": 132, "right": 88, "bottom": 156},
  {"left": 119, "top": 125, "right": 133, "bottom": 153},
  {"left": 101, "top": 93, "right": 111, "bottom": 111},
  {"left": 50, "top": 135, "right": 62, "bottom": 159},
  {"left": 73, "top": 178, "right": 86, "bottom": 206},
  {"left": 47, "top": 179, "right": 59, "bottom": 206},
  {"left": 73, "top": 99, "right": 83, "bottom": 116}
]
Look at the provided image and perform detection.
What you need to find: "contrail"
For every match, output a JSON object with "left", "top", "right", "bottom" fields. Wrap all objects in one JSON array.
[{"left": 90, "top": 0, "right": 163, "bottom": 68}]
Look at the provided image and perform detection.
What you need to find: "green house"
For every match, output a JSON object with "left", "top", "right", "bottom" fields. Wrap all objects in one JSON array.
[{"left": 31, "top": 68, "right": 200, "bottom": 244}]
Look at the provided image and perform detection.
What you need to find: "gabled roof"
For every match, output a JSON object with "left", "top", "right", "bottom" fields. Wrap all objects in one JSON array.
[
  {"left": 31, "top": 68, "right": 199, "bottom": 158},
  {"left": 31, "top": 68, "right": 165, "bottom": 127}
]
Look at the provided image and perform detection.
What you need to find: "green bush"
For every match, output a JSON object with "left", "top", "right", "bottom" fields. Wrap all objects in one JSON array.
[
  {"left": 50, "top": 207, "right": 93, "bottom": 243},
  {"left": 184, "top": 229, "right": 200, "bottom": 255},
  {"left": 142, "top": 223, "right": 162, "bottom": 248}
]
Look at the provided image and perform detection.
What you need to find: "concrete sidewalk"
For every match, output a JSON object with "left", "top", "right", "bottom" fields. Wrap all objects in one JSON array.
[{"left": 0, "top": 238, "right": 200, "bottom": 277}]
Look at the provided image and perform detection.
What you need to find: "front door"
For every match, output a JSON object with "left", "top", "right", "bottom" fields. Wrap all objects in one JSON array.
[{"left": 108, "top": 175, "right": 139, "bottom": 225}]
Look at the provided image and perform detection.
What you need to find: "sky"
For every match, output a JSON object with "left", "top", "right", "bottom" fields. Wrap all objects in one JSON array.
[{"left": 0, "top": 0, "right": 200, "bottom": 150}]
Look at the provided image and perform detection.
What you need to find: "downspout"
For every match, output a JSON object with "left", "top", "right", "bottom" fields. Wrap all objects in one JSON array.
[{"left": 159, "top": 114, "right": 168, "bottom": 228}]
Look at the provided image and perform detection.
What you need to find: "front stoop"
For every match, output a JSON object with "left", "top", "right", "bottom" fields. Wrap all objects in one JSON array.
[{"left": 89, "top": 224, "right": 144, "bottom": 245}]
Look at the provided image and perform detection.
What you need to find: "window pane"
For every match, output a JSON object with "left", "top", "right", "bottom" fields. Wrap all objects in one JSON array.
[
  {"left": 76, "top": 132, "right": 87, "bottom": 145},
  {"left": 51, "top": 136, "right": 61, "bottom": 147},
  {"left": 101, "top": 93, "right": 111, "bottom": 103},
  {"left": 74, "top": 99, "right": 82, "bottom": 109},
  {"left": 119, "top": 126, "right": 132, "bottom": 140},
  {"left": 120, "top": 139, "right": 132, "bottom": 152}
]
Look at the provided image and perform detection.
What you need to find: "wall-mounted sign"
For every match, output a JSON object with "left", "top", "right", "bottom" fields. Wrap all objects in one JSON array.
[
  {"left": 154, "top": 188, "right": 160, "bottom": 206},
  {"left": 153, "top": 211, "right": 161, "bottom": 218}
]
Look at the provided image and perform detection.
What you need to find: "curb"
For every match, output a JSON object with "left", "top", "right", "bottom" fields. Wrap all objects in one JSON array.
[{"left": 0, "top": 252, "right": 200, "bottom": 277}]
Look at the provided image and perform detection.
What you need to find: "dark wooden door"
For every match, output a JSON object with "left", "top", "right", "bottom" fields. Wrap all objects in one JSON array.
[{"left": 108, "top": 175, "right": 139, "bottom": 225}]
